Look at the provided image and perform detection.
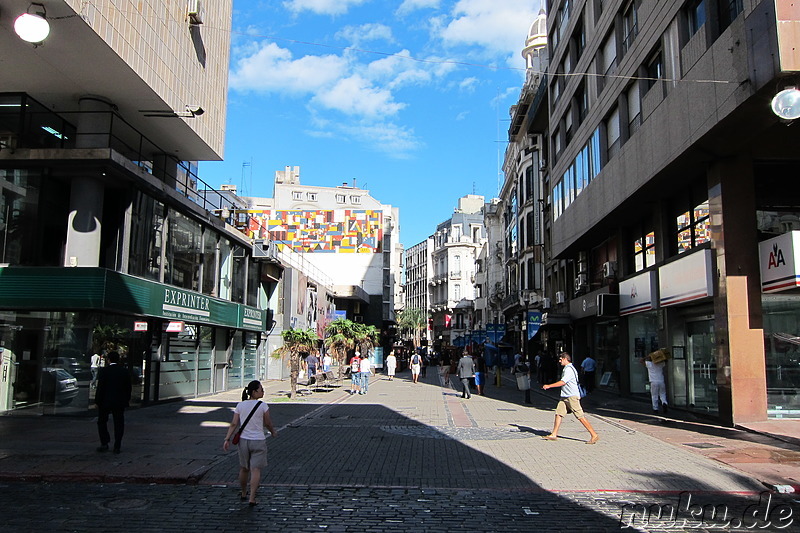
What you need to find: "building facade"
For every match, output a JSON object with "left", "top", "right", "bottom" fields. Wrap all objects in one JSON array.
[
  {"left": 542, "top": 0, "right": 800, "bottom": 424},
  {"left": 429, "top": 195, "right": 486, "bottom": 350},
  {"left": 231, "top": 167, "right": 402, "bottom": 363},
  {"left": 402, "top": 238, "right": 434, "bottom": 345},
  {"left": 0, "top": 1, "right": 282, "bottom": 415}
]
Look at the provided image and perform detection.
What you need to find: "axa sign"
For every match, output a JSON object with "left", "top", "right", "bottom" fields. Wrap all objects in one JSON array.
[{"left": 759, "top": 231, "right": 800, "bottom": 293}]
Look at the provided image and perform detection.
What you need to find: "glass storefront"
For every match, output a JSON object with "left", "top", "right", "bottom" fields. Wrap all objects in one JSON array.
[
  {"left": 0, "top": 311, "right": 144, "bottom": 415},
  {"left": 670, "top": 319, "right": 717, "bottom": 414},
  {"left": 762, "top": 295, "right": 800, "bottom": 418},
  {"left": 593, "top": 320, "right": 620, "bottom": 390},
  {"left": 628, "top": 312, "right": 659, "bottom": 394}
]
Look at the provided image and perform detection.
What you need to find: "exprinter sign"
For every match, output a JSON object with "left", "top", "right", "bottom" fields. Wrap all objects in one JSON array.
[
  {"left": 162, "top": 288, "right": 211, "bottom": 320},
  {"left": 0, "top": 267, "right": 265, "bottom": 332}
]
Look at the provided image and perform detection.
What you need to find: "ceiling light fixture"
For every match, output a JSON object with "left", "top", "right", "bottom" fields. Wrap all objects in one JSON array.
[
  {"left": 14, "top": 3, "right": 50, "bottom": 44},
  {"left": 771, "top": 87, "right": 800, "bottom": 121}
]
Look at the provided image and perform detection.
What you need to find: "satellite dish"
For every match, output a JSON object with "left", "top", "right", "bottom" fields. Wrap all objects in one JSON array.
[{"left": 771, "top": 88, "right": 800, "bottom": 120}]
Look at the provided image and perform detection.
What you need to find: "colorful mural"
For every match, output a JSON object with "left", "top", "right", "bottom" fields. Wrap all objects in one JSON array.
[{"left": 244, "top": 210, "right": 383, "bottom": 253}]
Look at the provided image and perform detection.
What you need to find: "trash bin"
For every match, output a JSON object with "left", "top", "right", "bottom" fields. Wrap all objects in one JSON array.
[{"left": 516, "top": 373, "right": 530, "bottom": 390}]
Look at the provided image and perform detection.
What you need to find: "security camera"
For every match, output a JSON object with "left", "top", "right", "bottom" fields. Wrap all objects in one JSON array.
[{"left": 185, "top": 105, "right": 204, "bottom": 116}]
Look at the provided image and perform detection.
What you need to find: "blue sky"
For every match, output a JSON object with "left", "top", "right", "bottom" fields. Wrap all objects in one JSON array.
[{"left": 200, "top": 0, "right": 543, "bottom": 247}]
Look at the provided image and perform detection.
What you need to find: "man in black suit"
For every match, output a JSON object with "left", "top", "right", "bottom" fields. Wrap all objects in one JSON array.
[{"left": 95, "top": 351, "right": 132, "bottom": 454}]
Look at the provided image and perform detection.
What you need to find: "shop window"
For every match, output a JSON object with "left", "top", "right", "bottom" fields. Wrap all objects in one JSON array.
[{"left": 676, "top": 199, "right": 710, "bottom": 254}]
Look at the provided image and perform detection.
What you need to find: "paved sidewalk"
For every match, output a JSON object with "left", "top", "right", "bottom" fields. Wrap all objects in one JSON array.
[{"left": 0, "top": 367, "right": 797, "bottom": 495}]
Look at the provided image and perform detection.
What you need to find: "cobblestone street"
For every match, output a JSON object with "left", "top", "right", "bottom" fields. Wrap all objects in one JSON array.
[{"left": 0, "top": 370, "right": 798, "bottom": 531}]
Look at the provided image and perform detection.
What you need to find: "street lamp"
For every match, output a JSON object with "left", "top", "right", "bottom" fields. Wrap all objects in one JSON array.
[{"left": 14, "top": 4, "right": 50, "bottom": 44}]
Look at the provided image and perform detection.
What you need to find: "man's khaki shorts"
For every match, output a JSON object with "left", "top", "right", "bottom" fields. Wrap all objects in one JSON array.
[{"left": 555, "top": 396, "right": 585, "bottom": 419}]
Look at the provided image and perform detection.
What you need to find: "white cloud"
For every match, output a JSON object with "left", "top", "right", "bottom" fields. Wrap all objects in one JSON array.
[
  {"left": 283, "top": 0, "right": 370, "bottom": 16},
  {"left": 397, "top": 0, "right": 441, "bottom": 16},
  {"left": 459, "top": 77, "right": 479, "bottom": 92},
  {"left": 341, "top": 120, "right": 422, "bottom": 157},
  {"left": 337, "top": 23, "right": 394, "bottom": 46},
  {"left": 439, "top": 0, "right": 540, "bottom": 59},
  {"left": 312, "top": 75, "right": 406, "bottom": 117}
]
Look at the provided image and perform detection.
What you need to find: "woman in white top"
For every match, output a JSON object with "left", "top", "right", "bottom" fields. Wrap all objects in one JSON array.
[
  {"left": 385, "top": 351, "right": 397, "bottom": 380},
  {"left": 359, "top": 355, "right": 373, "bottom": 394},
  {"left": 223, "top": 380, "right": 277, "bottom": 506}
]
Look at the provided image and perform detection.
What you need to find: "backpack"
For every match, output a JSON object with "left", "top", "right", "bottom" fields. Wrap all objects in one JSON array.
[
  {"left": 412, "top": 354, "right": 420, "bottom": 365},
  {"left": 351, "top": 357, "right": 361, "bottom": 372}
]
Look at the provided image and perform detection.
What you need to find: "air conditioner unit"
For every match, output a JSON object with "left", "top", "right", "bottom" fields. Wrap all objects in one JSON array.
[
  {"left": 542, "top": 297, "right": 551, "bottom": 309},
  {"left": 187, "top": 0, "right": 204, "bottom": 24},
  {"left": 574, "top": 274, "right": 588, "bottom": 292},
  {"left": 555, "top": 291, "right": 566, "bottom": 304},
  {"left": 602, "top": 261, "right": 617, "bottom": 279}
]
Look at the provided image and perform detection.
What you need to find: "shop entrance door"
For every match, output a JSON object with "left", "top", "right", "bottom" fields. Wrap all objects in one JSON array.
[{"left": 685, "top": 319, "right": 717, "bottom": 414}]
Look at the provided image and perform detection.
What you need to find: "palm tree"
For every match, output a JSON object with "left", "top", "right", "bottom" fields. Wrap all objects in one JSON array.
[
  {"left": 272, "top": 327, "right": 318, "bottom": 398},
  {"left": 396, "top": 307, "right": 427, "bottom": 348},
  {"left": 353, "top": 323, "right": 380, "bottom": 358},
  {"left": 323, "top": 318, "right": 356, "bottom": 380}
]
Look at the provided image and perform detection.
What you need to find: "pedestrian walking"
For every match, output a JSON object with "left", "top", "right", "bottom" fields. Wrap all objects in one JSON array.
[
  {"left": 223, "top": 380, "right": 277, "bottom": 506},
  {"left": 474, "top": 354, "right": 487, "bottom": 395},
  {"left": 457, "top": 352, "right": 475, "bottom": 399},
  {"left": 90, "top": 351, "right": 102, "bottom": 389},
  {"left": 542, "top": 352, "right": 599, "bottom": 444},
  {"left": 385, "top": 351, "right": 397, "bottom": 380},
  {"left": 349, "top": 352, "right": 362, "bottom": 394},
  {"left": 95, "top": 351, "right": 132, "bottom": 454},
  {"left": 580, "top": 354, "right": 597, "bottom": 393},
  {"left": 359, "top": 354, "right": 373, "bottom": 394},
  {"left": 410, "top": 351, "right": 422, "bottom": 383},
  {"left": 644, "top": 352, "right": 669, "bottom": 415}
]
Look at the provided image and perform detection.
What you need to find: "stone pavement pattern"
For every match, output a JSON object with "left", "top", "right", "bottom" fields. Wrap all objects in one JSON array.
[{"left": 0, "top": 368, "right": 798, "bottom": 531}]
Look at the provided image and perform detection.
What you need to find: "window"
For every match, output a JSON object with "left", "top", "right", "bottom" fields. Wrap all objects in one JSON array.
[
  {"left": 565, "top": 105, "right": 574, "bottom": 144},
  {"left": 351, "top": 195, "right": 361, "bottom": 204},
  {"left": 606, "top": 106, "right": 620, "bottom": 159},
  {"left": 718, "top": 0, "right": 743, "bottom": 33},
  {"left": 687, "top": 0, "right": 706, "bottom": 38},
  {"left": 573, "top": 18, "right": 586, "bottom": 60},
  {"left": 676, "top": 199, "right": 710, "bottom": 254},
  {"left": 600, "top": 32, "right": 617, "bottom": 77},
  {"left": 644, "top": 48, "right": 663, "bottom": 92},
  {"left": 575, "top": 83, "right": 588, "bottom": 124},
  {"left": 335, "top": 194, "right": 345, "bottom": 203},
  {"left": 307, "top": 192, "right": 317, "bottom": 201},
  {"left": 292, "top": 191, "right": 303, "bottom": 200},
  {"left": 633, "top": 227, "right": 656, "bottom": 272},
  {"left": 621, "top": 0, "right": 638, "bottom": 54},
  {"left": 627, "top": 83, "right": 641, "bottom": 135},
  {"left": 454, "top": 284, "right": 461, "bottom": 300}
]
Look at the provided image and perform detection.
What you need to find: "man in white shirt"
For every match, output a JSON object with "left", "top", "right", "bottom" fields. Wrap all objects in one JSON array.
[
  {"left": 90, "top": 352, "right": 102, "bottom": 389},
  {"left": 542, "top": 352, "right": 599, "bottom": 444},
  {"left": 644, "top": 354, "right": 668, "bottom": 415}
]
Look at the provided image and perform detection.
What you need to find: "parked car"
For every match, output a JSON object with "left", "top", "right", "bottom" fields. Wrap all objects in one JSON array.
[
  {"left": 40, "top": 367, "right": 79, "bottom": 406},
  {"left": 47, "top": 357, "right": 91, "bottom": 380}
]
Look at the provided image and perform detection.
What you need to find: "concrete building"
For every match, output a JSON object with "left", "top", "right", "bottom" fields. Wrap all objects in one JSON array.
[
  {"left": 0, "top": 0, "right": 282, "bottom": 415},
  {"left": 542, "top": 0, "right": 800, "bottom": 424},
  {"left": 230, "top": 167, "right": 402, "bottom": 362}
]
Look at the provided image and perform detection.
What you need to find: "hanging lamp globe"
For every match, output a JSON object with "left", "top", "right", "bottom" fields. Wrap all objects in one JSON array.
[{"left": 14, "top": 12, "right": 50, "bottom": 43}]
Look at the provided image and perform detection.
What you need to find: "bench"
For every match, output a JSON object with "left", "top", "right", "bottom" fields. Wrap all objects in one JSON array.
[{"left": 310, "top": 370, "right": 339, "bottom": 392}]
